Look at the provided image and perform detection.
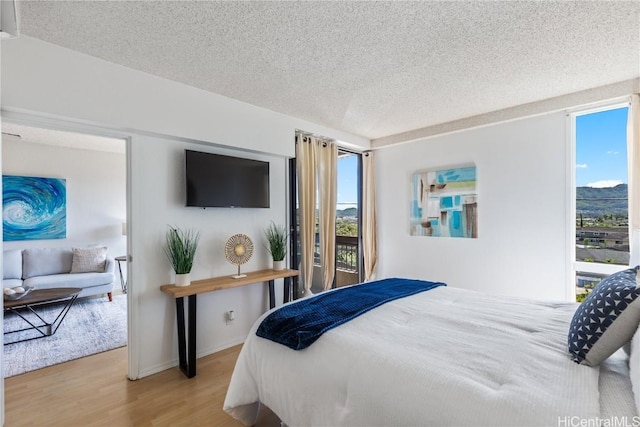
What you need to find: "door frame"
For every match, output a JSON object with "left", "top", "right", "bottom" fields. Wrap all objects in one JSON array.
[
  {"left": 1, "top": 109, "right": 138, "bottom": 380},
  {"left": 288, "top": 147, "right": 364, "bottom": 298}
]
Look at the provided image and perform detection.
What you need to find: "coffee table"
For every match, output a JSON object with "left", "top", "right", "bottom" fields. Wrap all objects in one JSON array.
[{"left": 4, "top": 287, "right": 81, "bottom": 345}]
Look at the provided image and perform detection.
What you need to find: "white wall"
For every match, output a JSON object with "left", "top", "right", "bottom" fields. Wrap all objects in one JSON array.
[
  {"left": 131, "top": 135, "right": 287, "bottom": 375},
  {"left": 0, "top": 36, "right": 370, "bottom": 380},
  {"left": 376, "top": 112, "right": 569, "bottom": 301},
  {"left": 2, "top": 138, "right": 127, "bottom": 260}
]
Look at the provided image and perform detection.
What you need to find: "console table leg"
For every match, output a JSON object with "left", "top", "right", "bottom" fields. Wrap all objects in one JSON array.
[
  {"left": 176, "top": 295, "right": 197, "bottom": 378},
  {"left": 268, "top": 280, "right": 275, "bottom": 309},
  {"left": 187, "top": 295, "right": 196, "bottom": 377}
]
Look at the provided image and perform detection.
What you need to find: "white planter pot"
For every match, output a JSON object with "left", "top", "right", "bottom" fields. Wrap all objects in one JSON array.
[
  {"left": 175, "top": 273, "right": 191, "bottom": 287},
  {"left": 272, "top": 260, "right": 286, "bottom": 271}
]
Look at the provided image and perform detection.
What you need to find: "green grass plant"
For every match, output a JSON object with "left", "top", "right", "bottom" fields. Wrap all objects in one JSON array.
[
  {"left": 265, "top": 222, "right": 287, "bottom": 261},
  {"left": 165, "top": 226, "right": 200, "bottom": 274}
]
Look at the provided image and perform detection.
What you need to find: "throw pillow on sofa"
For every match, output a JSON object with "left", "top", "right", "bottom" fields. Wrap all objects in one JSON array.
[
  {"left": 3, "top": 249, "right": 22, "bottom": 280},
  {"left": 70, "top": 246, "right": 108, "bottom": 273},
  {"left": 23, "top": 248, "right": 74, "bottom": 278}
]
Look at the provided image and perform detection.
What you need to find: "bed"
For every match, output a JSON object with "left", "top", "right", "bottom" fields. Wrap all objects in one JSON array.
[{"left": 224, "top": 275, "right": 640, "bottom": 426}]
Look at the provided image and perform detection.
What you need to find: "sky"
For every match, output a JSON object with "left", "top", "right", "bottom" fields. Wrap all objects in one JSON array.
[
  {"left": 337, "top": 153, "right": 358, "bottom": 209},
  {"left": 576, "top": 106, "right": 628, "bottom": 188}
]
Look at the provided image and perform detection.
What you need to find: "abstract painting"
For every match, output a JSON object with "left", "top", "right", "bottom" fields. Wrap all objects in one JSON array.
[
  {"left": 3, "top": 175, "right": 67, "bottom": 241},
  {"left": 410, "top": 165, "right": 477, "bottom": 238}
]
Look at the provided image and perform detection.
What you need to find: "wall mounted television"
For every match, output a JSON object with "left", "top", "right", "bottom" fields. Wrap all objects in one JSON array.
[{"left": 185, "top": 149, "right": 270, "bottom": 208}]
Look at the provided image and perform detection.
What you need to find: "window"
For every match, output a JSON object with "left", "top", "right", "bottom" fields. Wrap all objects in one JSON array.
[{"left": 573, "top": 105, "right": 629, "bottom": 301}]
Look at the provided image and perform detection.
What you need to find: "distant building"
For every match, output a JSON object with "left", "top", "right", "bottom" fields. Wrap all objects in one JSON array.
[
  {"left": 575, "top": 247, "right": 629, "bottom": 265},
  {"left": 575, "top": 226, "right": 629, "bottom": 265}
]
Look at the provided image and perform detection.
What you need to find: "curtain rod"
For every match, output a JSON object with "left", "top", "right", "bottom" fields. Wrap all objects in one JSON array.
[{"left": 295, "top": 130, "right": 334, "bottom": 142}]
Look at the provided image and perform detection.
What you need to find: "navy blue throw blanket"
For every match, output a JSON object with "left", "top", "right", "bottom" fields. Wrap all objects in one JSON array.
[{"left": 256, "top": 278, "right": 445, "bottom": 350}]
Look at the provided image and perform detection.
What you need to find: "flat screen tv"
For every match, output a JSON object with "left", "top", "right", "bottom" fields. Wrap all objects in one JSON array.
[{"left": 185, "top": 150, "right": 270, "bottom": 208}]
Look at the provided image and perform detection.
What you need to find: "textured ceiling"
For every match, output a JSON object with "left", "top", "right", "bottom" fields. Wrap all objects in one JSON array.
[{"left": 16, "top": 1, "right": 640, "bottom": 141}]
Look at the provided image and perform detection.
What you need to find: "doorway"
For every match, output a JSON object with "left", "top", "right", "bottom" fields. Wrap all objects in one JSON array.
[
  {"left": 289, "top": 148, "right": 363, "bottom": 297},
  {"left": 1, "top": 119, "right": 129, "bottom": 377}
]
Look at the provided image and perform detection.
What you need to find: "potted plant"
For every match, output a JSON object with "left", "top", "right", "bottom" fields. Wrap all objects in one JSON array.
[
  {"left": 265, "top": 222, "right": 287, "bottom": 270},
  {"left": 165, "top": 226, "right": 200, "bottom": 286}
]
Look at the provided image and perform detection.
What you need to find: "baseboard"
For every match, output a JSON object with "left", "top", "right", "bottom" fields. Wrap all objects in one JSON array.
[
  {"left": 197, "top": 336, "right": 246, "bottom": 360},
  {"left": 137, "top": 336, "right": 247, "bottom": 379}
]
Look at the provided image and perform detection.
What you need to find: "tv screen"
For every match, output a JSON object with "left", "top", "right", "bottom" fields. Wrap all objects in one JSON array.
[{"left": 185, "top": 150, "right": 270, "bottom": 208}]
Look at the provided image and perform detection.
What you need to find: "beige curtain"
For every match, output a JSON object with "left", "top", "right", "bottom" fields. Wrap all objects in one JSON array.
[
  {"left": 628, "top": 94, "right": 640, "bottom": 267},
  {"left": 296, "top": 135, "right": 316, "bottom": 296},
  {"left": 316, "top": 140, "right": 337, "bottom": 290},
  {"left": 362, "top": 151, "right": 378, "bottom": 281}
]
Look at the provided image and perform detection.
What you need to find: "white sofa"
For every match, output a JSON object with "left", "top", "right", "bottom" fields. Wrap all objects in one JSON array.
[{"left": 3, "top": 248, "right": 115, "bottom": 301}]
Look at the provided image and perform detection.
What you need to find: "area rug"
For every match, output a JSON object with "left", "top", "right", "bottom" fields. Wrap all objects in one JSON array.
[{"left": 3, "top": 293, "right": 127, "bottom": 377}]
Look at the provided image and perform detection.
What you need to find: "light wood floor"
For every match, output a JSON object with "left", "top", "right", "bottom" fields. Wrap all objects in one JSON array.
[{"left": 5, "top": 345, "right": 279, "bottom": 426}]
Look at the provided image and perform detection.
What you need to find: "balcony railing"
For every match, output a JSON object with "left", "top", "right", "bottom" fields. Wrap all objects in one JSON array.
[{"left": 314, "top": 235, "right": 358, "bottom": 272}]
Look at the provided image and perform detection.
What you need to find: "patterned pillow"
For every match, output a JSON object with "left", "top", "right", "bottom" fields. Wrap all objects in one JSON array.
[
  {"left": 568, "top": 266, "right": 640, "bottom": 366},
  {"left": 70, "top": 247, "right": 108, "bottom": 273}
]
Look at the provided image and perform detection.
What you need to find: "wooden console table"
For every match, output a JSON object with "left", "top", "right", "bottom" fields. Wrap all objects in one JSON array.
[{"left": 160, "top": 268, "right": 298, "bottom": 378}]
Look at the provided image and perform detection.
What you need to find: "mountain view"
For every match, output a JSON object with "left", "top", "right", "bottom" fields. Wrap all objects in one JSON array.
[
  {"left": 336, "top": 207, "right": 357, "bottom": 218},
  {"left": 576, "top": 184, "right": 628, "bottom": 217}
]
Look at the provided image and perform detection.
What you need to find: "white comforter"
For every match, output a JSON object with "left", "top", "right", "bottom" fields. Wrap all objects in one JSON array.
[{"left": 224, "top": 286, "right": 600, "bottom": 426}]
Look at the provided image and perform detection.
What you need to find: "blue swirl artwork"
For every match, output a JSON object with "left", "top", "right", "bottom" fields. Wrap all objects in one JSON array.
[{"left": 3, "top": 175, "right": 66, "bottom": 241}]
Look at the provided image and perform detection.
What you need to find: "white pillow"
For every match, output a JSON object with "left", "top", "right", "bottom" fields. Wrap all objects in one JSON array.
[{"left": 70, "top": 246, "right": 108, "bottom": 273}]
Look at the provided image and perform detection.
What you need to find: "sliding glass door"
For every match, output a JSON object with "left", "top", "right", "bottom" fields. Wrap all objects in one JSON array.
[
  {"left": 334, "top": 150, "right": 362, "bottom": 288},
  {"left": 289, "top": 149, "right": 363, "bottom": 298}
]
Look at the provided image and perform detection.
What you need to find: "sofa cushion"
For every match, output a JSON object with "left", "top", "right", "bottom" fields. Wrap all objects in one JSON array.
[
  {"left": 3, "top": 250, "right": 22, "bottom": 279},
  {"left": 25, "top": 271, "right": 113, "bottom": 289},
  {"left": 70, "top": 247, "right": 108, "bottom": 273},
  {"left": 22, "top": 248, "right": 73, "bottom": 279}
]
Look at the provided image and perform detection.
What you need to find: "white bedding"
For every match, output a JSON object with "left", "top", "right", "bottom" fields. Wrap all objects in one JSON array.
[
  {"left": 224, "top": 286, "right": 602, "bottom": 426},
  {"left": 599, "top": 349, "right": 637, "bottom": 419}
]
